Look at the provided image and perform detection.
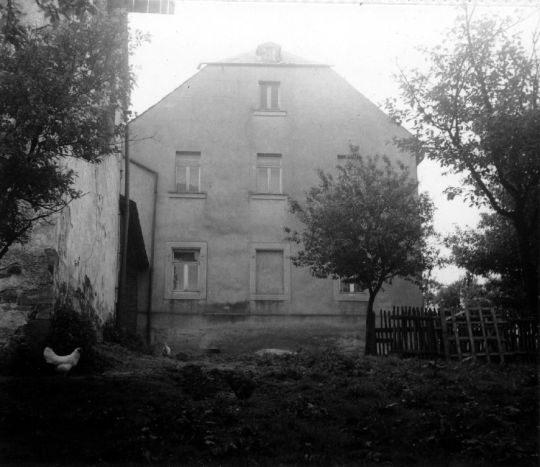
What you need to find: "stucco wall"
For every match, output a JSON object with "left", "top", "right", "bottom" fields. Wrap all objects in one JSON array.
[
  {"left": 0, "top": 155, "right": 121, "bottom": 343},
  {"left": 129, "top": 62, "right": 423, "bottom": 350},
  {"left": 54, "top": 155, "right": 122, "bottom": 321}
]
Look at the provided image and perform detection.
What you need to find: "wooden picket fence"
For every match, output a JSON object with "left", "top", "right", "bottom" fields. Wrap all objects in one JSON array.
[{"left": 375, "top": 306, "right": 538, "bottom": 362}]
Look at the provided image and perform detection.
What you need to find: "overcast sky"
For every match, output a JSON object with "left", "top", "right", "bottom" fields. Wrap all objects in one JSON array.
[{"left": 128, "top": 2, "right": 539, "bottom": 285}]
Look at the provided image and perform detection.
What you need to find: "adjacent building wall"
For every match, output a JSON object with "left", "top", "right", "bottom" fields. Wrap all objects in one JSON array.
[
  {"left": 0, "top": 2, "right": 126, "bottom": 343},
  {"left": 0, "top": 155, "right": 122, "bottom": 343}
]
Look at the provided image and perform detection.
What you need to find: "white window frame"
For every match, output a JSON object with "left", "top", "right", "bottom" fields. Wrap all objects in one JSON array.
[
  {"left": 129, "top": 0, "right": 174, "bottom": 14},
  {"left": 333, "top": 278, "right": 369, "bottom": 302},
  {"left": 165, "top": 242, "right": 207, "bottom": 300},
  {"left": 256, "top": 153, "right": 282, "bottom": 194},
  {"left": 259, "top": 81, "right": 280, "bottom": 111},
  {"left": 175, "top": 152, "right": 201, "bottom": 193},
  {"left": 249, "top": 243, "right": 291, "bottom": 301}
]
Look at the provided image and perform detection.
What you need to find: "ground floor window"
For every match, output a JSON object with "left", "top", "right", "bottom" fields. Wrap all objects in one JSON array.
[
  {"left": 250, "top": 243, "right": 291, "bottom": 301},
  {"left": 165, "top": 242, "right": 207, "bottom": 299},
  {"left": 334, "top": 278, "right": 368, "bottom": 301},
  {"left": 172, "top": 249, "right": 200, "bottom": 292}
]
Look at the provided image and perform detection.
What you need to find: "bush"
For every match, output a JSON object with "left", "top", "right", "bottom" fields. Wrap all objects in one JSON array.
[
  {"left": 0, "top": 300, "right": 103, "bottom": 376},
  {"left": 48, "top": 299, "right": 98, "bottom": 354},
  {"left": 102, "top": 318, "right": 148, "bottom": 353},
  {"left": 0, "top": 328, "right": 48, "bottom": 376}
]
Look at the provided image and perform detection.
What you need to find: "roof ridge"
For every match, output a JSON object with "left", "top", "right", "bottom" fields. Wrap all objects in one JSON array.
[{"left": 199, "top": 42, "right": 329, "bottom": 67}]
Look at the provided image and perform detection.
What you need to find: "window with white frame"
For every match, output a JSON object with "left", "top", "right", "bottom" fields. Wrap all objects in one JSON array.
[
  {"left": 334, "top": 278, "right": 368, "bottom": 301},
  {"left": 250, "top": 243, "right": 291, "bottom": 301},
  {"left": 259, "top": 81, "right": 280, "bottom": 111},
  {"left": 175, "top": 152, "right": 201, "bottom": 193},
  {"left": 256, "top": 154, "right": 282, "bottom": 194},
  {"left": 165, "top": 242, "right": 207, "bottom": 300},
  {"left": 128, "top": 0, "right": 175, "bottom": 14},
  {"left": 172, "top": 250, "right": 200, "bottom": 292},
  {"left": 339, "top": 279, "right": 365, "bottom": 294}
]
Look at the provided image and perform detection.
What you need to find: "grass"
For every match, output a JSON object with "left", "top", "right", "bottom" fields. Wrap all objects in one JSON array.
[{"left": 0, "top": 343, "right": 537, "bottom": 466}]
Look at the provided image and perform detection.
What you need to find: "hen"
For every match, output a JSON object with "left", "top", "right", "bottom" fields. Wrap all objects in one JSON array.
[
  {"left": 161, "top": 342, "right": 172, "bottom": 357},
  {"left": 43, "top": 347, "right": 81, "bottom": 374}
]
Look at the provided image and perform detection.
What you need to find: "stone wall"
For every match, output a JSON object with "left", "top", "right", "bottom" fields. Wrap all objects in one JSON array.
[{"left": 0, "top": 238, "right": 55, "bottom": 342}]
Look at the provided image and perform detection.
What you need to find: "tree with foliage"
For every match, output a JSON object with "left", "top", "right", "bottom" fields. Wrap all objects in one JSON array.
[
  {"left": 432, "top": 275, "right": 491, "bottom": 311},
  {"left": 387, "top": 10, "right": 539, "bottom": 317},
  {"left": 287, "top": 153, "right": 435, "bottom": 355},
  {"left": 0, "top": 0, "right": 131, "bottom": 260},
  {"left": 446, "top": 212, "right": 526, "bottom": 310}
]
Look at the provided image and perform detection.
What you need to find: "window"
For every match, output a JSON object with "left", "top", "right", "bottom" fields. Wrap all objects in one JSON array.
[
  {"left": 339, "top": 279, "right": 364, "bottom": 294},
  {"left": 172, "top": 250, "right": 199, "bottom": 292},
  {"left": 334, "top": 278, "right": 368, "bottom": 301},
  {"left": 259, "top": 81, "right": 280, "bottom": 111},
  {"left": 165, "top": 242, "right": 207, "bottom": 300},
  {"left": 128, "top": 0, "right": 175, "bottom": 14},
  {"left": 256, "top": 250, "right": 284, "bottom": 295},
  {"left": 256, "top": 154, "right": 282, "bottom": 194},
  {"left": 250, "top": 243, "right": 291, "bottom": 301},
  {"left": 175, "top": 152, "right": 201, "bottom": 193}
]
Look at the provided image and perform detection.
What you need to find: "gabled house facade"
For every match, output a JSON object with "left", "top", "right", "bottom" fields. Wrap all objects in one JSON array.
[{"left": 129, "top": 43, "right": 423, "bottom": 352}]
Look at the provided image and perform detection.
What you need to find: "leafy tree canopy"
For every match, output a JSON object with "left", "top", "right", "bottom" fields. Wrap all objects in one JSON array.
[
  {"left": 287, "top": 153, "right": 436, "bottom": 354},
  {"left": 0, "top": 0, "right": 132, "bottom": 259},
  {"left": 445, "top": 213, "right": 526, "bottom": 310},
  {"left": 387, "top": 9, "right": 539, "bottom": 316}
]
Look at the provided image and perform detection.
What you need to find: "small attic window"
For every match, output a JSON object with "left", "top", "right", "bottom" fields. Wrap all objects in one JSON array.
[{"left": 256, "top": 43, "right": 282, "bottom": 63}]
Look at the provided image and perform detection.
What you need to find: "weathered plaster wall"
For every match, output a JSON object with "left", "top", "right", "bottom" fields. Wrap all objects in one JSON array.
[
  {"left": 129, "top": 63, "right": 423, "bottom": 350},
  {"left": 0, "top": 156, "right": 121, "bottom": 343},
  {"left": 54, "top": 155, "right": 122, "bottom": 321}
]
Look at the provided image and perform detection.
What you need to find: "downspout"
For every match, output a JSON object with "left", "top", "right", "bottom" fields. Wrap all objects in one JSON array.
[
  {"left": 118, "top": 124, "right": 130, "bottom": 328},
  {"left": 130, "top": 158, "right": 158, "bottom": 345}
]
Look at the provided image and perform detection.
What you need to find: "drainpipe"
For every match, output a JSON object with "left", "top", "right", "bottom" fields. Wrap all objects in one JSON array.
[
  {"left": 130, "top": 158, "right": 158, "bottom": 345},
  {"left": 118, "top": 124, "right": 130, "bottom": 328}
]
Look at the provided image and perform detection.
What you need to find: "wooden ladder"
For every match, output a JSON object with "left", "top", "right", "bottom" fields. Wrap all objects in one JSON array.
[{"left": 440, "top": 307, "right": 507, "bottom": 362}]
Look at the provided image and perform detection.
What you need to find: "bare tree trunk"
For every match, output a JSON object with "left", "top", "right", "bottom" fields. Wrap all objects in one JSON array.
[
  {"left": 364, "top": 292, "right": 377, "bottom": 356},
  {"left": 515, "top": 220, "right": 539, "bottom": 319}
]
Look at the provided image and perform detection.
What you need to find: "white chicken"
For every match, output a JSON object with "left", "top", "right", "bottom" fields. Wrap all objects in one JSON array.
[
  {"left": 162, "top": 342, "right": 172, "bottom": 357},
  {"left": 43, "top": 347, "right": 81, "bottom": 374}
]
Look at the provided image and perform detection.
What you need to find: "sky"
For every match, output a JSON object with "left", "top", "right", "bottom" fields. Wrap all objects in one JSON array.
[{"left": 128, "top": 1, "right": 540, "bottom": 285}]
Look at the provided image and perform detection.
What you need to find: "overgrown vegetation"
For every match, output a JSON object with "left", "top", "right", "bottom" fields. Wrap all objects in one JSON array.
[
  {"left": 0, "top": 345, "right": 536, "bottom": 465},
  {"left": 102, "top": 317, "right": 148, "bottom": 353},
  {"left": 0, "top": 0, "right": 132, "bottom": 259},
  {"left": 0, "top": 298, "right": 102, "bottom": 375},
  {"left": 387, "top": 9, "right": 540, "bottom": 317}
]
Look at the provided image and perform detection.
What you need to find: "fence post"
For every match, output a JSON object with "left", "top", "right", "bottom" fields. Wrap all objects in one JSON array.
[
  {"left": 439, "top": 309, "right": 450, "bottom": 361},
  {"left": 464, "top": 308, "right": 477, "bottom": 362},
  {"left": 490, "top": 308, "right": 505, "bottom": 364}
]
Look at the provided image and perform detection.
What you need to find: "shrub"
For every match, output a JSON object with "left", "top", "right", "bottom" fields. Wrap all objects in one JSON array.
[
  {"left": 48, "top": 299, "right": 98, "bottom": 354},
  {"left": 102, "top": 318, "right": 148, "bottom": 353},
  {"left": 0, "top": 328, "right": 47, "bottom": 376},
  {"left": 43, "top": 299, "right": 101, "bottom": 374}
]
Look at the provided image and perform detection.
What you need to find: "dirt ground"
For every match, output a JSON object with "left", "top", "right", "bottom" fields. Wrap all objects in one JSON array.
[{"left": 0, "top": 343, "right": 537, "bottom": 466}]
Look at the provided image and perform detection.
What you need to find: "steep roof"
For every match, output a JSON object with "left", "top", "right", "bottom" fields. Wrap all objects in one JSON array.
[{"left": 199, "top": 42, "right": 330, "bottom": 68}]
